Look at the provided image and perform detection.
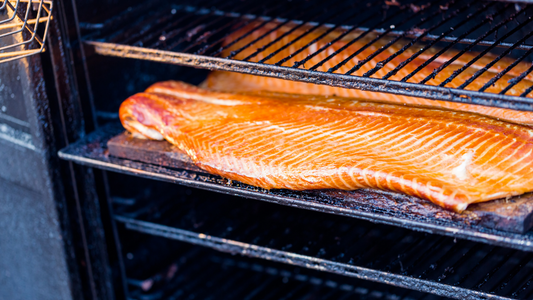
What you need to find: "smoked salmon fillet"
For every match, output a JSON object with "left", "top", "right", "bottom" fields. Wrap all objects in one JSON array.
[
  {"left": 119, "top": 80, "right": 533, "bottom": 212},
  {"left": 202, "top": 22, "right": 533, "bottom": 125}
]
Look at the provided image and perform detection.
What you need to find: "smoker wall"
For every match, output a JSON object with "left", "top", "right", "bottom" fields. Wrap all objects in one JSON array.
[{"left": 0, "top": 57, "right": 74, "bottom": 300}]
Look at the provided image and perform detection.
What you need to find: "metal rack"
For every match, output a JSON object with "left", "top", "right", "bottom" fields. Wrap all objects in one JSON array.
[
  {"left": 111, "top": 182, "right": 533, "bottom": 300},
  {"left": 83, "top": 0, "right": 533, "bottom": 111},
  {"left": 0, "top": 0, "right": 52, "bottom": 64},
  {"left": 122, "top": 242, "right": 436, "bottom": 300},
  {"left": 57, "top": 124, "right": 533, "bottom": 252}
]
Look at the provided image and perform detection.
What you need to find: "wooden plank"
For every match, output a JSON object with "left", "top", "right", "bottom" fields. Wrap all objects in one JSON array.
[
  {"left": 107, "top": 132, "right": 201, "bottom": 172},
  {"left": 108, "top": 131, "right": 533, "bottom": 233}
]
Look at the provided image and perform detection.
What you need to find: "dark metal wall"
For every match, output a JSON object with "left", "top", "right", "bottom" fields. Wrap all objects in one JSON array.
[
  {"left": 0, "top": 57, "right": 74, "bottom": 300},
  {"left": 0, "top": 178, "right": 72, "bottom": 300}
]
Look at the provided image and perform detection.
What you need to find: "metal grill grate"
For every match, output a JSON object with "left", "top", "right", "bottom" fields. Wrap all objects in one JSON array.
[
  {"left": 84, "top": 0, "right": 533, "bottom": 111},
  {"left": 112, "top": 185, "right": 533, "bottom": 299},
  {"left": 122, "top": 241, "right": 440, "bottom": 300},
  {"left": 57, "top": 124, "right": 533, "bottom": 252},
  {"left": 0, "top": 0, "right": 53, "bottom": 63}
]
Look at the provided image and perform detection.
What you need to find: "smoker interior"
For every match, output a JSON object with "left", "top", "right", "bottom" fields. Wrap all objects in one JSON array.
[
  {"left": 121, "top": 231, "right": 444, "bottom": 300},
  {"left": 45, "top": 0, "right": 533, "bottom": 299},
  {"left": 114, "top": 176, "right": 449, "bottom": 300},
  {"left": 108, "top": 174, "right": 533, "bottom": 300}
]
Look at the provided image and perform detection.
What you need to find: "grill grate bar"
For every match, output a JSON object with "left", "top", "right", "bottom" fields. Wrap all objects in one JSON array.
[
  {"left": 290, "top": 9, "right": 380, "bottom": 69},
  {"left": 514, "top": 272, "right": 533, "bottom": 298},
  {"left": 242, "top": 276, "right": 278, "bottom": 300},
  {"left": 132, "top": 5, "right": 213, "bottom": 47},
  {"left": 171, "top": 264, "right": 218, "bottom": 297},
  {"left": 273, "top": 2, "right": 368, "bottom": 67},
  {"left": 161, "top": 259, "right": 211, "bottom": 298},
  {"left": 490, "top": 252, "right": 533, "bottom": 295},
  {"left": 330, "top": 1, "right": 433, "bottom": 74},
  {"left": 400, "top": 4, "right": 508, "bottom": 83},
  {"left": 460, "top": 29, "right": 533, "bottom": 90},
  {"left": 181, "top": 17, "right": 251, "bottom": 54},
  {"left": 162, "top": 1, "right": 258, "bottom": 51},
  {"left": 347, "top": 1, "right": 478, "bottom": 77},
  {"left": 223, "top": 273, "right": 265, "bottom": 299},
  {"left": 358, "top": 228, "right": 409, "bottom": 268},
  {"left": 190, "top": 268, "right": 248, "bottom": 298},
  {"left": 415, "top": 239, "right": 469, "bottom": 279},
  {"left": 309, "top": 2, "right": 416, "bottom": 72},
  {"left": 195, "top": 2, "right": 288, "bottom": 55},
  {"left": 516, "top": 269, "right": 533, "bottom": 299},
  {"left": 277, "top": 282, "right": 307, "bottom": 300},
  {"left": 398, "top": 236, "right": 450, "bottom": 275},
  {"left": 380, "top": 234, "right": 426, "bottom": 272},
  {"left": 362, "top": 0, "right": 471, "bottom": 78},
  {"left": 480, "top": 46, "right": 533, "bottom": 92},
  {"left": 111, "top": 10, "right": 176, "bottom": 45},
  {"left": 441, "top": 13, "right": 533, "bottom": 88},
  {"left": 255, "top": 1, "right": 357, "bottom": 64},
  {"left": 386, "top": 2, "right": 494, "bottom": 80},
  {"left": 115, "top": 0, "right": 222, "bottom": 46},
  {"left": 209, "top": 20, "right": 272, "bottom": 57},
  {"left": 144, "top": 0, "right": 233, "bottom": 50},
  {"left": 243, "top": 1, "right": 342, "bottom": 62},
  {"left": 438, "top": 243, "right": 483, "bottom": 284},
  {"left": 454, "top": 246, "right": 497, "bottom": 287},
  {"left": 342, "top": 225, "right": 383, "bottom": 265},
  {"left": 135, "top": 13, "right": 201, "bottom": 49},
  {"left": 181, "top": 1, "right": 271, "bottom": 53},
  {"left": 324, "top": 224, "right": 377, "bottom": 266},
  {"left": 225, "top": 2, "right": 323, "bottom": 59},
  {"left": 520, "top": 83, "right": 533, "bottom": 97},
  {"left": 383, "top": 234, "right": 430, "bottom": 273},
  {"left": 474, "top": 249, "right": 515, "bottom": 290},
  {"left": 420, "top": 5, "right": 523, "bottom": 85},
  {"left": 415, "top": 239, "right": 467, "bottom": 279}
]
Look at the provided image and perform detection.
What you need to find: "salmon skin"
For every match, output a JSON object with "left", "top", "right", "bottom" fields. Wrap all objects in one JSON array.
[
  {"left": 202, "top": 22, "right": 533, "bottom": 125},
  {"left": 120, "top": 80, "right": 533, "bottom": 212}
]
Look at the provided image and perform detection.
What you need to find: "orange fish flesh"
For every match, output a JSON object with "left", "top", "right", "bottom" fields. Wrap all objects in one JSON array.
[{"left": 119, "top": 80, "right": 533, "bottom": 212}]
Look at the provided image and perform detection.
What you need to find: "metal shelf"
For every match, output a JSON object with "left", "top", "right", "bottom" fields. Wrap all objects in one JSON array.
[
  {"left": 58, "top": 124, "right": 533, "bottom": 252},
  {"left": 0, "top": 0, "right": 53, "bottom": 64},
  {"left": 111, "top": 184, "right": 533, "bottom": 299},
  {"left": 122, "top": 243, "right": 436, "bottom": 300},
  {"left": 83, "top": 0, "right": 533, "bottom": 111}
]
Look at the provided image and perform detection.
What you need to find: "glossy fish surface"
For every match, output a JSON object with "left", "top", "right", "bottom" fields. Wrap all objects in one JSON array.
[
  {"left": 202, "top": 23, "right": 533, "bottom": 125},
  {"left": 203, "top": 71, "right": 533, "bottom": 126},
  {"left": 120, "top": 81, "right": 533, "bottom": 212}
]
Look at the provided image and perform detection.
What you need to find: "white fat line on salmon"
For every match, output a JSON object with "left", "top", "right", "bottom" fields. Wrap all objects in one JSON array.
[
  {"left": 248, "top": 121, "right": 300, "bottom": 134},
  {"left": 124, "top": 120, "right": 164, "bottom": 140},
  {"left": 452, "top": 152, "right": 474, "bottom": 181},
  {"left": 151, "top": 87, "right": 245, "bottom": 106}
]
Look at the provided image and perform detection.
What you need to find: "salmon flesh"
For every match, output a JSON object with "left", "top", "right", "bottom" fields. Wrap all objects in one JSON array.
[
  {"left": 202, "top": 22, "right": 533, "bottom": 125},
  {"left": 119, "top": 81, "right": 533, "bottom": 212}
]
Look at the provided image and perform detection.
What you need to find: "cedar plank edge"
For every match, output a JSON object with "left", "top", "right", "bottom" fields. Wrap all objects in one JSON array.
[{"left": 108, "top": 132, "right": 533, "bottom": 234}]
